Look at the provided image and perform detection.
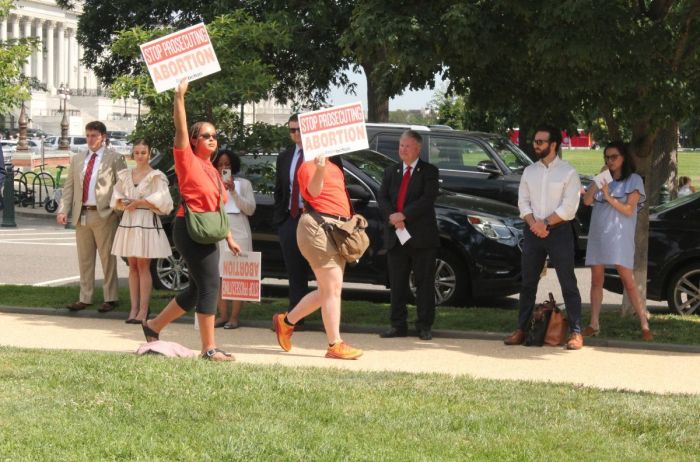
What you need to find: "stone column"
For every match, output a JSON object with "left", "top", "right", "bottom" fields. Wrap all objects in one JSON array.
[
  {"left": 57, "top": 23, "right": 65, "bottom": 88},
  {"left": 67, "top": 28, "right": 77, "bottom": 89},
  {"left": 22, "top": 18, "right": 31, "bottom": 77},
  {"left": 11, "top": 15, "right": 19, "bottom": 43},
  {"left": 34, "top": 19, "right": 44, "bottom": 85},
  {"left": 46, "top": 21, "right": 55, "bottom": 92},
  {"left": 1, "top": 18, "right": 7, "bottom": 42}
]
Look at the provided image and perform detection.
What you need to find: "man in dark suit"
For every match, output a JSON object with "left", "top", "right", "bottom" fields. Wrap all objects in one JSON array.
[
  {"left": 378, "top": 130, "right": 440, "bottom": 340},
  {"left": 273, "top": 114, "right": 310, "bottom": 327}
]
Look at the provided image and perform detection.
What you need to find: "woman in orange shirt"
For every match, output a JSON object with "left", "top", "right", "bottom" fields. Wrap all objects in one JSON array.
[
  {"left": 141, "top": 79, "right": 240, "bottom": 361},
  {"left": 272, "top": 155, "right": 362, "bottom": 360}
]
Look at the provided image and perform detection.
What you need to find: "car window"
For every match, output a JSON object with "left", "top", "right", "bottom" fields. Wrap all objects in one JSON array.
[
  {"left": 486, "top": 137, "right": 532, "bottom": 171},
  {"left": 374, "top": 133, "right": 401, "bottom": 159},
  {"left": 73, "top": 137, "right": 87, "bottom": 145},
  {"left": 342, "top": 150, "right": 394, "bottom": 184},
  {"left": 429, "top": 137, "right": 491, "bottom": 171}
]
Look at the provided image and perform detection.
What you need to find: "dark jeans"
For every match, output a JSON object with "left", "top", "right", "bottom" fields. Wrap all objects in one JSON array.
[
  {"left": 278, "top": 215, "right": 310, "bottom": 312},
  {"left": 173, "top": 217, "right": 220, "bottom": 314},
  {"left": 518, "top": 225, "right": 581, "bottom": 333},
  {"left": 387, "top": 244, "right": 437, "bottom": 330}
]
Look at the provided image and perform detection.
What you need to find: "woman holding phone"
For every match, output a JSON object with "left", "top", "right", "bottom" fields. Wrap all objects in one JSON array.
[
  {"left": 212, "top": 149, "right": 256, "bottom": 329},
  {"left": 582, "top": 141, "right": 652, "bottom": 341},
  {"left": 111, "top": 139, "right": 173, "bottom": 323},
  {"left": 141, "top": 78, "right": 241, "bottom": 361}
]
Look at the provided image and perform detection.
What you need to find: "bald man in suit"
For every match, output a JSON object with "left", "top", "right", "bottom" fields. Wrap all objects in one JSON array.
[{"left": 57, "top": 121, "right": 127, "bottom": 312}]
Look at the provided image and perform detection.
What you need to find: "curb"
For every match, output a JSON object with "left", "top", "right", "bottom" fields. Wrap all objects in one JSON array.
[
  {"left": 13, "top": 208, "right": 57, "bottom": 221},
  {"left": 2, "top": 305, "right": 699, "bottom": 354}
]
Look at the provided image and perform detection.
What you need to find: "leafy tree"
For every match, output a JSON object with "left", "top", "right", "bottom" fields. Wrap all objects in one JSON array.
[
  {"left": 106, "top": 12, "right": 290, "bottom": 165},
  {"left": 0, "top": 0, "right": 38, "bottom": 114},
  {"left": 439, "top": 0, "right": 700, "bottom": 313},
  {"left": 57, "top": 0, "right": 353, "bottom": 109},
  {"left": 433, "top": 91, "right": 515, "bottom": 135},
  {"left": 388, "top": 109, "right": 437, "bottom": 125},
  {"left": 339, "top": 0, "right": 445, "bottom": 122}
]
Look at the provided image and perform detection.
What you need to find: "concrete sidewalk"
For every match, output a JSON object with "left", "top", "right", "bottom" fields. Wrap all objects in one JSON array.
[{"left": 1, "top": 309, "right": 698, "bottom": 395}]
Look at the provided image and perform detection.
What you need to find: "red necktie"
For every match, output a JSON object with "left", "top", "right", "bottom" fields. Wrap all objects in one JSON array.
[
  {"left": 396, "top": 165, "right": 412, "bottom": 212},
  {"left": 289, "top": 149, "right": 303, "bottom": 218},
  {"left": 82, "top": 152, "right": 97, "bottom": 204}
]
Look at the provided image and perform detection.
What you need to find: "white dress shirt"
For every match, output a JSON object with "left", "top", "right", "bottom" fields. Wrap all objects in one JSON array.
[
  {"left": 82, "top": 146, "right": 105, "bottom": 206},
  {"left": 403, "top": 158, "right": 419, "bottom": 176},
  {"left": 518, "top": 156, "right": 581, "bottom": 221}
]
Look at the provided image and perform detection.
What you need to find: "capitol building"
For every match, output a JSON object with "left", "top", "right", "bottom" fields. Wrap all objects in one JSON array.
[{"left": 3, "top": 0, "right": 291, "bottom": 138}]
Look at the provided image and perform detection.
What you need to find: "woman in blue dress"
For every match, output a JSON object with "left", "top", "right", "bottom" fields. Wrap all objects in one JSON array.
[{"left": 582, "top": 141, "right": 652, "bottom": 341}]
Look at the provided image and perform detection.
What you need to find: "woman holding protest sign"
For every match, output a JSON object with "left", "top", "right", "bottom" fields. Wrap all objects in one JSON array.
[
  {"left": 212, "top": 149, "right": 256, "bottom": 329},
  {"left": 272, "top": 152, "right": 363, "bottom": 360},
  {"left": 582, "top": 141, "right": 652, "bottom": 341},
  {"left": 141, "top": 78, "right": 241, "bottom": 361}
]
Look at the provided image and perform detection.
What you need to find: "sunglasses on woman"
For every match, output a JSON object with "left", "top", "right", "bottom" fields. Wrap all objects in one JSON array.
[{"left": 198, "top": 133, "right": 217, "bottom": 140}]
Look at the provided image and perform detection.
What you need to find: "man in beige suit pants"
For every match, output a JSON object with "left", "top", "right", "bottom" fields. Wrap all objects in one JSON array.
[{"left": 57, "top": 121, "right": 127, "bottom": 312}]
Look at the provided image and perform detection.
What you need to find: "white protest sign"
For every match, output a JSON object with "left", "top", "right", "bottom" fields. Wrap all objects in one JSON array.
[
  {"left": 140, "top": 23, "right": 221, "bottom": 93},
  {"left": 298, "top": 102, "right": 369, "bottom": 160},
  {"left": 219, "top": 251, "right": 261, "bottom": 302}
]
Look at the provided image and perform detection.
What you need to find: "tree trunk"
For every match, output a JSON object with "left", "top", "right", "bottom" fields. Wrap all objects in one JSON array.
[
  {"left": 620, "top": 122, "right": 678, "bottom": 316},
  {"left": 649, "top": 123, "right": 679, "bottom": 201},
  {"left": 363, "top": 63, "right": 389, "bottom": 123}
]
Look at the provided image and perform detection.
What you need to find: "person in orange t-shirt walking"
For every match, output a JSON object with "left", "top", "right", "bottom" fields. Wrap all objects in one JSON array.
[
  {"left": 272, "top": 154, "right": 363, "bottom": 360},
  {"left": 140, "top": 79, "right": 241, "bottom": 361}
]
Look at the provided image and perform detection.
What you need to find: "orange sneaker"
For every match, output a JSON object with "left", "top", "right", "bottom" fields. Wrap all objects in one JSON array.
[
  {"left": 325, "top": 341, "right": 363, "bottom": 360},
  {"left": 641, "top": 328, "right": 654, "bottom": 342},
  {"left": 273, "top": 313, "right": 294, "bottom": 352}
]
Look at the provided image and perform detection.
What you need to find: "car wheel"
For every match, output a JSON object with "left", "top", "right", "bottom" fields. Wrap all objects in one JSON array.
[
  {"left": 151, "top": 248, "right": 190, "bottom": 291},
  {"left": 410, "top": 250, "right": 469, "bottom": 306},
  {"left": 666, "top": 264, "right": 700, "bottom": 315}
]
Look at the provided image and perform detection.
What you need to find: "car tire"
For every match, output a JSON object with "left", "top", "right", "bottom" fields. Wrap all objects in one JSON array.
[
  {"left": 410, "top": 249, "right": 469, "bottom": 307},
  {"left": 151, "top": 248, "right": 190, "bottom": 291},
  {"left": 666, "top": 263, "right": 700, "bottom": 315}
]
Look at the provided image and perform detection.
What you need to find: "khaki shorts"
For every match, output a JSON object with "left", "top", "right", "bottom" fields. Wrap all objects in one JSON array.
[{"left": 296, "top": 213, "right": 346, "bottom": 270}]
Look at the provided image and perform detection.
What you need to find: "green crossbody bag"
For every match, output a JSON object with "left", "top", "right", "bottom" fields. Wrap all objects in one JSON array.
[{"left": 182, "top": 172, "right": 230, "bottom": 245}]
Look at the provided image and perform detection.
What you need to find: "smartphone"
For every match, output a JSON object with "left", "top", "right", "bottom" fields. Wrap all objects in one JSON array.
[{"left": 222, "top": 168, "right": 231, "bottom": 182}]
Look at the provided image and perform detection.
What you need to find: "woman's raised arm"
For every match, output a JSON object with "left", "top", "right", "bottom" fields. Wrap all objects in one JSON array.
[{"left": 173, "top": 79, "right": 189, "bottom": 149}]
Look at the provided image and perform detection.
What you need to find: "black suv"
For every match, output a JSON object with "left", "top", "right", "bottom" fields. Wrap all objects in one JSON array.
[
  {"left": 151, "top": 149, "right": 526, "bottom": 306},
  {"left": 366, "top": 123, "right": 592, "bottom": 256}
]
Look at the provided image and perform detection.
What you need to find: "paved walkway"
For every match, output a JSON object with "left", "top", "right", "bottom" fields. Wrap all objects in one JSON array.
[{"left": 1, "top": 309, "right": 698, "bottom": 395}]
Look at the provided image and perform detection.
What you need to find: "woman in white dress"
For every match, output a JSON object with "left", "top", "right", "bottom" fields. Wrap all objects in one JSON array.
[
  {"left": 111, "top": 139, "right": 174, "bottom": 323},
  {"left": 212, "top": 149, "right": 256, "bottom": 329}
]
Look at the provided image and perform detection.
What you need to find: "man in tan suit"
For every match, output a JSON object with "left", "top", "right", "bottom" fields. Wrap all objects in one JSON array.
[{"left": 57, "top": 121, "right": 127, "bottom": 312}]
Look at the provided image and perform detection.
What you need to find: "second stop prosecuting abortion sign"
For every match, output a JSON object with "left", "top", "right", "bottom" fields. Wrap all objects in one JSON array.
[{"left": 298, "top": 102, "right": 369, "bottom": 160}]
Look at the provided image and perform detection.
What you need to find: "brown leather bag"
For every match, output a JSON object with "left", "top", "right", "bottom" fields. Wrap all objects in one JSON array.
[{"left": 544, "top": 305, "right": 569, "bottom": 346}]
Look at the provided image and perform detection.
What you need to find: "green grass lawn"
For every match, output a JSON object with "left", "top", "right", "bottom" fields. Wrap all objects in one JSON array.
[
  {"left": 0, "top": 347, "right": 698, "bottom": 461},
  {"left": 2, "top": 285, "right": 698, "bottom": 346},
  {"left": 564, "top": 149, "right": 700, "bottom": 187}
]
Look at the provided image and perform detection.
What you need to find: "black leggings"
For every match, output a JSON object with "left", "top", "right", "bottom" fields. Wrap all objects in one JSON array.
[{"left": 173, "top": 217, "right": 220, "bottom": 314}]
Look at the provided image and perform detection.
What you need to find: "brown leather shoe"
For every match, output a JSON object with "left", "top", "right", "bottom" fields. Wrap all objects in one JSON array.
[
  {"left": 641, "top": 328, "right": 654, "bottom": 342},
  {"left": 504, "top": 329, "right": 525, "bottom": 345},
  {"left": 66, "top": 301, "right": 91, "bottom": 311},
  {"left": 98, "top": 301, "right": 118, "bottom": 313},
  {"left": 566, "top": 333, "right": 584, "bottom": 350},
  {"left": 581, "top": 325, "right": 599, "bottom": 337}
]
